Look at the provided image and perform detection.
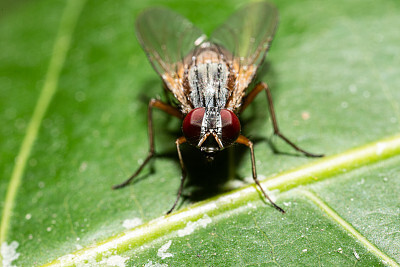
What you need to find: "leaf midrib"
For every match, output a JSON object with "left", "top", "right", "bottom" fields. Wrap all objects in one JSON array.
[{"left": 44, "top": 133, "right": 400, "bottom": 266}]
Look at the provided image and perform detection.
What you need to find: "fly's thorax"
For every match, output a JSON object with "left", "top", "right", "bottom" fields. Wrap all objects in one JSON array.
[
  {"left": 182, "top": 107, "right": 241, "bottom": 153},
  {"left": 188, "top": 62, "right": 230, "bottom": 109}
]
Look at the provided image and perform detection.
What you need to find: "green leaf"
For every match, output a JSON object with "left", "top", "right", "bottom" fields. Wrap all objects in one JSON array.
[{"left": 1, "top": 0, "right": 399, "bottom": 266}]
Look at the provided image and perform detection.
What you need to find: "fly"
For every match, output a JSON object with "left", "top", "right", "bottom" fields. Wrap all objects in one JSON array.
[{"left": 113, "top": 2, "right": 323, "bottom": 214}]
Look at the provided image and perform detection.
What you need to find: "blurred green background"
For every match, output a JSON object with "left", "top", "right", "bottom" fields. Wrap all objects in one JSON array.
[{"left": 1, "top": 0, "right": 399, "bottom": 265}]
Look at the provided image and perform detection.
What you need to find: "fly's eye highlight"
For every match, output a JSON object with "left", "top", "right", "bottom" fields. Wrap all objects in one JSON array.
[
  {"left": 220, "top": 109, "right": 241, "bottom": 146},
  {"left": 182, "top": 107, "right": 205, "bottom": 145}
]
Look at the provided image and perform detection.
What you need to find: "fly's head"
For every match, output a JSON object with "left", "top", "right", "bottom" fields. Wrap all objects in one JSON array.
[{"left": 182, "top": 107, "right": 241, "bottom": 154}]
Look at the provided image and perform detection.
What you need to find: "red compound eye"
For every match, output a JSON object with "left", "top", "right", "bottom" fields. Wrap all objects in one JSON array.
[
  {"left": 220, "top": 109, "right": 241, "bottom": 146},
  {"left": 182, "top": 107, "right": 205, "bottom": 145}
]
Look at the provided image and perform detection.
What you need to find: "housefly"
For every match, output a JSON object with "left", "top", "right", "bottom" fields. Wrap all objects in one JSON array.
[{"left": 113, "top": 2, "right": 323, "bottom": 214}]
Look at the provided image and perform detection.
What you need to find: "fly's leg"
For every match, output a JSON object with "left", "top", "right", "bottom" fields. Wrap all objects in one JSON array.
[
  {"left": 166, "top": 136, "right": 187, "bottom": 214},
  {"left": 112, "top": 99, "right": 183, "bottom": 189},
  {"left": 240, "top": 82, "right": 323, "bottom": 158},
  {"left": 236, "top": 135, "right": 285, "bottom": 213}
]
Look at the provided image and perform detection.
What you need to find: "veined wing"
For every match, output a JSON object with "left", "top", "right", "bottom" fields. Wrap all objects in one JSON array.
[
  {"left": 135, "top": 7, "right": 206, "bottom": 111},
  {"left": 209, "top": 2, "right": 279, "bottom": 110}
]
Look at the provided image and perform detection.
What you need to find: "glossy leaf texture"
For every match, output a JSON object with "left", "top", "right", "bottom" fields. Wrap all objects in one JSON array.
[{"left": 0, "top": 0, "right": 399, "bottom": 266}]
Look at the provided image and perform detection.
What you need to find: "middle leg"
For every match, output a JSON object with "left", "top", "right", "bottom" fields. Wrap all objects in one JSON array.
[{"left": 113, "top": 99, "right": 183, "bottom": 190}]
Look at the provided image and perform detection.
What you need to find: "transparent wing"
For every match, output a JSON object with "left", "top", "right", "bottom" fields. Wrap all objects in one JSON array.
[
  {"left": 135, "top": 7, "right": 205, "bottom": 79},
  {"left": 209, "top": 2, "right": 279, "bottom": 110},
  {"left": 210, "top": 2, "right": 278, "bottom": 69}
]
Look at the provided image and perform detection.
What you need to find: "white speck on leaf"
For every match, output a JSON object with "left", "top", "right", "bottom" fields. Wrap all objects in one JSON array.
[
  {"left": 1, "top": 241, "right": 20, "bottom": 267},
  {"left": 353, "top": 250, "right": 360, "bottom": 260},
  {"left": 157, "top": 240, "right": 173, "bottom": 259},
  {"left": 122, "top": 217, "right": 142, "bottom": 229},
  {"left": 177, "top": 214, "right": 212, "bottom": 237},
  {"left": 25, "top": 213, "right": 32, "bottom": 220},
  {"left": 99, "top": 255, "right": 129, "bottom": 267},
  {"left": 302, "top": 249, "right": 307, "bottom": 253}
]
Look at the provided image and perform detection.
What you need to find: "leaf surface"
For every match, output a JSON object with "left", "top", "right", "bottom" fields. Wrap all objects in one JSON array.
[{"left": 0, "top": 0, "right": 399, "bottom": 266}]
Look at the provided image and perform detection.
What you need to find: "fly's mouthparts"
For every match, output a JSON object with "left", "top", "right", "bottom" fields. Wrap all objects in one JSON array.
[{"left": 198, "top": 131, "right": 224, "bottom": 152}]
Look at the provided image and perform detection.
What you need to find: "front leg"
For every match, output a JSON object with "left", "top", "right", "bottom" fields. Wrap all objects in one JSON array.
[
  {"left": 113, "top": 99, "right": 183, "bottom": 189},
  {"left": 166, "top": 136, "right": 187, "bottom": 214},
  {"left": 239, "top": 82, "right": 323, "bottom": 158},
  {"left": 236, "top": 135, "right": 285, "bottom": 213}
]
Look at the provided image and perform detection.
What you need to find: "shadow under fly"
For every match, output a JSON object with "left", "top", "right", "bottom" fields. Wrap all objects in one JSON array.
[{"left": 113, "top": 2, "right": 323, "bottom": 215}]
